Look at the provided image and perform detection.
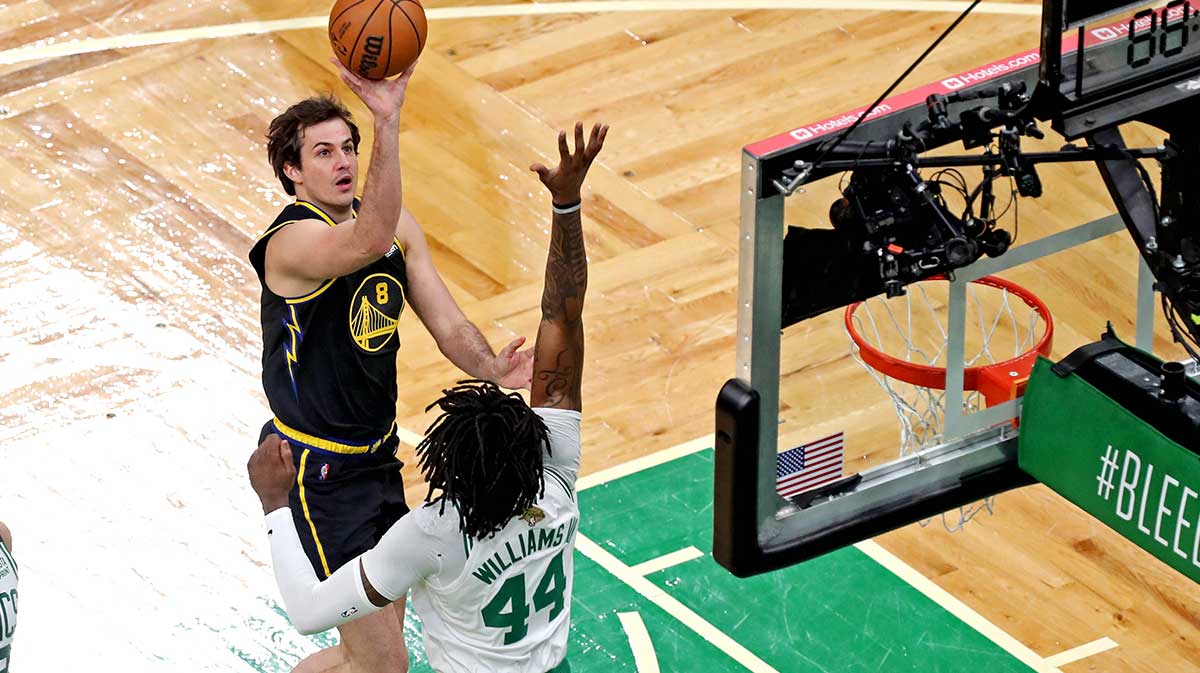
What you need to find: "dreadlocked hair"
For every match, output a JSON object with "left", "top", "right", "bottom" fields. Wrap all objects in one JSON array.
[{"left": 416, "top": 380, "right": 551, "bottom": 540}]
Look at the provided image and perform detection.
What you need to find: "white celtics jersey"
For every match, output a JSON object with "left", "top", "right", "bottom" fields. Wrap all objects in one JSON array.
[
  {"left": 411, "top": 408, "right": 580, "bottom": 673},
  {"left": 0, "top": 541, "right": 16, "bottom": 673}
]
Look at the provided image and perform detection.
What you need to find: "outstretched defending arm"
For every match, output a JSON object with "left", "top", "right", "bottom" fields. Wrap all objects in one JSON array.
[
  {"left": 529, "top": 122, "right": 609, "bottom": 411},
  {"left": 248, "top": 435, "right": 439, "bottom": 635}
]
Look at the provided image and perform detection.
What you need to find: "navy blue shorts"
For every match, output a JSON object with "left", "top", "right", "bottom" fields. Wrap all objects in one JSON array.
[{"left": 259, "top": 420, "right": 410, "bottom": 577}]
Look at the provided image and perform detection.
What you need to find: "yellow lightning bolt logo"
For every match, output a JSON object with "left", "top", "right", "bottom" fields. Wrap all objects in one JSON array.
[{"left": 284, "top": 304, "right": 303, "bottom": 398}]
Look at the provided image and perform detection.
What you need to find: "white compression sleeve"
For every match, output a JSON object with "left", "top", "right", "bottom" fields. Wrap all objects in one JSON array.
[
  {"left": 265, "top": 508, "right": 386, "bottom": 635},
  {"left": 359, "top": 508, "right": 449, "bottom": 599}
]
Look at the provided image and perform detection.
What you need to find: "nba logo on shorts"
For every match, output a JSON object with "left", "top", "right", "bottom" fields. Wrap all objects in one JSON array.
[{"left": 320, "top": 464, "right": 330, "bottom": 481}]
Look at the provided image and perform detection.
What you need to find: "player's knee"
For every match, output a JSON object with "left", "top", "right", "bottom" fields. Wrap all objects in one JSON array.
[
  {"left": 348, "top": 645, "right": 407, "bottom": 673},
  {"left": 341, "top": 617, "right": 408, "bottom": 673}
]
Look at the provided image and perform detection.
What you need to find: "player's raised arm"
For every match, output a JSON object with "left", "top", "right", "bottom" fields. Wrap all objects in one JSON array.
[
  {"left": 529, "top": 122, "right": 608, "bottom": 411},
  {"left": 264, "top": 61, "right": 417, "bottom": 289}
]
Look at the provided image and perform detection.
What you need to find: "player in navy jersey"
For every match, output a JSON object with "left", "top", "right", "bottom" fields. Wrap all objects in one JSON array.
[
  {"left": 251, "top": 120, "right": 606, "bottom": 673},
  {"left": 249, "top": 60, "right": 532, "bottom": 673}
]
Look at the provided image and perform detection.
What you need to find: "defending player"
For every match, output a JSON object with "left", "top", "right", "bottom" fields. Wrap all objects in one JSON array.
[
  {"left": 249, "top": 60, "right": 533, "bottom": 673},
  {"left": 0, "top": 521, "right": 16, "bottom": 673},
  {"left": 249, "top": 121, "right": 608, "bottom": 672}
]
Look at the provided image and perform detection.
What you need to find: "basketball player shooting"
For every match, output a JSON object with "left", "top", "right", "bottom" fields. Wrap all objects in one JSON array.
[
  {"left": 250, "top": 121, "right": 608, "bottom": 673},
  {"left": 247, "top": 58, "right": 534, "bottom": 673}
]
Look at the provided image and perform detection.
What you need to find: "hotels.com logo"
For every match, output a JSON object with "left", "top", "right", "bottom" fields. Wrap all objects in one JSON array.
[
  {"left": 787, "top": 104, "right": 894, "bottom": 142},
  {"left": 1091, "top": 5, "right": 1185, "bottom": 42},
  {"left": 938, "top": 52, "right": 1040, "bottom": 92}
]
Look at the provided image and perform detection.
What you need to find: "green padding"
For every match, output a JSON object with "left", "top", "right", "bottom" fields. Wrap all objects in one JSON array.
[{"left": 1020, "top": 357, "right": 1200, "bottom": 584}]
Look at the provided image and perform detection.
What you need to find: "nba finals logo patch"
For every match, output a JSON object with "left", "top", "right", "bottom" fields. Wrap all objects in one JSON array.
[
  {"left": 319, "top": 464, "right": 330, "bottom": 481},
  {"left": 349, "top": 272, "right": 404, "bottom": 353},
  {"left": 520, "top": 506, "right": 546, "bottom": 527}
]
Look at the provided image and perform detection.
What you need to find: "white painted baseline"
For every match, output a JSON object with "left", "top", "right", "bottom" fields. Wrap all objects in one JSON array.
[
  {"left": 855, "top": 539, "right": 1064, "bottom": 673},
  {"left": 577, "top": 434, "right": 712, "bottom": 490},
  {"left": 0, "top": 1, "right": 1040, "bottom": 65}
]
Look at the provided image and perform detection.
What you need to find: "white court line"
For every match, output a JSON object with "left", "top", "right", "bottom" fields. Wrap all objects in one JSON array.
[
  {"left": 855, "top": 539, "right": 1064, "bottom": 673},
  {"left": 617, "top": 612, "right": 662, "bottom": 673},
  {"left": 577, "top": 434, "right": 713, "bottom": 490},
  {"left": 571, "top": 433, "right": 1115, "bottom": 670},
  {"left": 392, "top": 425, "right": 425, "bottom": 448},
  {"left": 577, "top": 534, "right": 781, "bottom": 673},
  {"left": 0, "top": 1, "right": 1040, "bottom": 66},
  {"left": 630, "top": 546, "right": 705, "bottom": 576},
  {"left": 1043, "top": 637, "right": 1119, "bottom": 668}
]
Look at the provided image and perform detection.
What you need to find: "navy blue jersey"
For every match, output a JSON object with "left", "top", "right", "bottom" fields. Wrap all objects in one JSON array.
[{"left": 249, "top": 200, "right": 409, "bottom": 451}]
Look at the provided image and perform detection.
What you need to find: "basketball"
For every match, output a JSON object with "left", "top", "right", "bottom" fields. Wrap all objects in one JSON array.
[{"left": 328, "top": 0, "right": 427, "bottom": 80}]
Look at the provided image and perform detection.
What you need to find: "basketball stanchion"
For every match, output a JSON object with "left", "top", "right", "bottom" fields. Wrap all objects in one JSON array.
[{"left": 1020, "top": 331, "right": 1200, "bottom": 585}]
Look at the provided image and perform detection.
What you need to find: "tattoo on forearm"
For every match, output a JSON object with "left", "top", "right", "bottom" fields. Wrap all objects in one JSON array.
[
  {"left": 541, "top": 210, "right": 587, "bottom": 322},
  {"left": 534, "top": 348, "right": 580, "bottom": 407}
]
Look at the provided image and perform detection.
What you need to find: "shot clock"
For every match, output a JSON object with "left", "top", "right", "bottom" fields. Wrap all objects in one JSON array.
[
  {"left": 1039, "top": 1, "right": 1200, "bottom": 137},
  {"left": 1120, "top": 1, "right": 1200, "bottom": 68}
]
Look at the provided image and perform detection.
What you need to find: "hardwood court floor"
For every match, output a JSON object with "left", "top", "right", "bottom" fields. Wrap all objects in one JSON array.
[{"left": 0, "top": 1, "right": 1196, "bottom": 671}]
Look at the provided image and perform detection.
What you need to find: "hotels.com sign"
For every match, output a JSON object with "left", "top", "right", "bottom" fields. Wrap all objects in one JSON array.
[
  {"left": 787, "top": 104, "right": 894, "bottom": 142},
  {"left": 747, "top": 10, "right": 1147, "bottom": 159},
  {"left": 748, "top": 49, "right": 1044, "bottom": 157},
  {"left": 940, "top": 51, "right": 1041, "bottom": 91}
]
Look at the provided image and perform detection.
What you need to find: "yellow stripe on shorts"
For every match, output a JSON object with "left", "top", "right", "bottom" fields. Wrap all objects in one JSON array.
[{"left": 297, "top": 449, "right": 332, "bottom": 578}]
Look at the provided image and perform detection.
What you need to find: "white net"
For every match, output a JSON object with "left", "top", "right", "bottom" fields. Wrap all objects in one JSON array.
[{"left": 846, "top": 278, "right": 1047, "bottom": 531}]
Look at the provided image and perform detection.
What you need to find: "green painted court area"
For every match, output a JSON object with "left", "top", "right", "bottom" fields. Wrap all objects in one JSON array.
[{"left": 248, "top": 449, "right": 1035, "bottom": 672}]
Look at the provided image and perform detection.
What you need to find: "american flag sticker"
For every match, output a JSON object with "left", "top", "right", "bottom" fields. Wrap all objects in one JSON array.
[{"left": 776, "top": 432, "right": 845, "bottom": 498}]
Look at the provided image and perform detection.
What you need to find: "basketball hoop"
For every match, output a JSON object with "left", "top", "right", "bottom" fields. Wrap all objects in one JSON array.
[{"left": 844, "top": 275, "right": 1053, "bottom": 530}]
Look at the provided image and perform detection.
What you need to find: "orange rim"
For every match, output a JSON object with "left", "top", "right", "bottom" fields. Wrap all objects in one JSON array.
[{"left": 844, "top": 275, "right": 1054, "bottom": 397}]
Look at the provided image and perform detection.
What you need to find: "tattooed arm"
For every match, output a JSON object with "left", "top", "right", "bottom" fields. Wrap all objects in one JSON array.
[
  {"left": 529, "top": 122, "right": 609, "bottom": 411},
  {"left": 531, "top": 203, "right": 587, "bottom": 410}
]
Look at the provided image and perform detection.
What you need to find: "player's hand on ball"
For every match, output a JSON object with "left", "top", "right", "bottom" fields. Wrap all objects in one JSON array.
[
  {"left": 248, "top": 434, "right": 297, "bottom": 514},
  {"left": 531, "top": 122, "right": 609, "bottom": 204},
  {"left": 331, "top": 57, "right": 418, "bottom": 121}
]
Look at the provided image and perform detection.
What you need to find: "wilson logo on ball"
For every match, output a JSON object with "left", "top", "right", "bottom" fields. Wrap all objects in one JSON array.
[{"left": 358, "top": 35, "right": 385, "bottom": 77}]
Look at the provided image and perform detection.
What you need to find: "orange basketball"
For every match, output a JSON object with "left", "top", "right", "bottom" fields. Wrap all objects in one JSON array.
[{"left": 328, "top": 0, "right": 427, "bottom": 80}]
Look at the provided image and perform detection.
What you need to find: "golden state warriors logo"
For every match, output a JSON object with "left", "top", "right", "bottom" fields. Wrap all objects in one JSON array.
[{"left": 349, "top": 273, "right": 404, "bottom": 352}]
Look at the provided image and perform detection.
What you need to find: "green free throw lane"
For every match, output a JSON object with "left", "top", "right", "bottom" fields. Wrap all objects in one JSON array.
[
  {"left": 578, "top": 449, "right": 1034, "bottom": 673},
  {"left": 247, "top": 448, "right": 1035, "bottom": 672}
]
